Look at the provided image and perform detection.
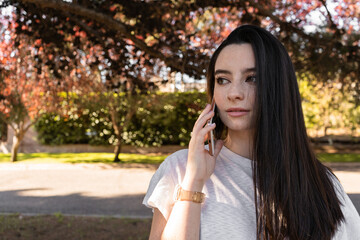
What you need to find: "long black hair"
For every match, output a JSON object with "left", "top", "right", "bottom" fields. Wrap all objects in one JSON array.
[{"left": 206, "top": 25, "right": 344, "bottom": 239}]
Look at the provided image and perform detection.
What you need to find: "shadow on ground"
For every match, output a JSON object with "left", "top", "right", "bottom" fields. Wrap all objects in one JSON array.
[{"left": 0, "top": 189, "right": 152, "bottom": 218}]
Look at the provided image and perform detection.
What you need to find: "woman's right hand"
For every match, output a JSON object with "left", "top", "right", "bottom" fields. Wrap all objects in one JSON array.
[{"left": 182, "top": 104, "right": 224, "bottom": 191}]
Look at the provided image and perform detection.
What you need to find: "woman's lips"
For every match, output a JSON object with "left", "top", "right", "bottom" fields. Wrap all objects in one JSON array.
[
  {"left": 226, "top": 108, "right": 250, "bottom": 117},
  {"left": 227, "top": 111, "right": 249, "bottom": 117}
]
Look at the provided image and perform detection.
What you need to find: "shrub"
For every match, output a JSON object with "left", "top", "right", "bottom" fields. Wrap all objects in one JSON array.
[{"left": 35, "top": 91, "right": 207, "bottom": 147}]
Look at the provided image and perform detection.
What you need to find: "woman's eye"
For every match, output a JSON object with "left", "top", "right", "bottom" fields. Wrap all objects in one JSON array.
[
  {"left": 246, "top": 75, "right": 256, "bottom": 83},
  {"left": 216, "top": 77, "right": 229, "bottom": 85}
]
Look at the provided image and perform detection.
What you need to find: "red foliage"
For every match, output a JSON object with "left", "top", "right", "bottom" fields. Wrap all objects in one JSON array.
[{"left": 0, "top": 18, "right": 59, "bottom": 122}]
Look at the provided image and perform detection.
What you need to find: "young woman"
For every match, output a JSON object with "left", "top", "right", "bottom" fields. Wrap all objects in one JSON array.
[{"left": 143, "top": 25, "right": 360, "bottom": 239}]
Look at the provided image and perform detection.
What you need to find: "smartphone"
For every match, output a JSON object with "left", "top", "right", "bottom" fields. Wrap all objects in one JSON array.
[{"left": 207, "top": 99, "right": 216, "bottom": 156}]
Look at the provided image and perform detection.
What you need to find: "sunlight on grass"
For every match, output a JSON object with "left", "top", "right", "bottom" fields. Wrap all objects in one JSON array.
[
  {"left": 0, "top": 153, "right": 358, "bottom": 164},
  {"left": 0, "top": 153, "right": 168, "bottom": 164},
  {"left": 317, "top": 153, "right": 360, "bottom": 163}
]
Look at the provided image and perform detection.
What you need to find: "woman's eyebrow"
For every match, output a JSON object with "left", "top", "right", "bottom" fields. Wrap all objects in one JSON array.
[
  {"left": 214, "top": 69, "right": 231, "bottom": 75},
  {"left": 243, "top": 67, "right": 256, "bottom": 73},
  {"left": 214, "top": 67, "right": 256, "bottom": 76}
]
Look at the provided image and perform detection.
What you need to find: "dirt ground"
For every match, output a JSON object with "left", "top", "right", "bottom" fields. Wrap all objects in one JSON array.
[{"left": 0, "top": 214, "right": 152, "bottom": 240}]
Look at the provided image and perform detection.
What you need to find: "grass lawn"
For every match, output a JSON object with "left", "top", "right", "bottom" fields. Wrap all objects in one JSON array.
[
  {"left": 0, "top": 152, "right": 359, "bottom": 163},
  {"left": 317, "top": 153, "right": 360, "bottom": 163},
  {"left": 0, "top": 213, "right": 151, "bottom": 240},
  {"left": 0, "top": 152, "right": 168, "bottom": 164}
]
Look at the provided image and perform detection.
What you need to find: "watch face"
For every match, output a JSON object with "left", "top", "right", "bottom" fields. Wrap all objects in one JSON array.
[{"left": 193, "top": 193, "right": 204, "bottom": 203}]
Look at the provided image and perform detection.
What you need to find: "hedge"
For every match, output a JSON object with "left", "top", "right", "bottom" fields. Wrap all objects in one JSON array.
[{"left": 34, "top": 91, "right": 207, "bottom": 147}]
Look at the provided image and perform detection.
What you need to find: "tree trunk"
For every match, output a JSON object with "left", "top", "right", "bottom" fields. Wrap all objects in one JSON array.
[
  {"left": 113, "top": 139, "right": 122, "bottom": 162},
  {"left": 9, "top": 120, "right": 33, "bottom": 162},
  {"left": 324, "top": 126, "right": 329, "bottom": 137},
  {"left": 110, "top": 106, "right": 123, "bottom": 163},
  {"left": 11, "top": 134, "right": 21, "bottom": 162},
  {"left": 109, "top": 93, "right": 138, "bottom": 162}
]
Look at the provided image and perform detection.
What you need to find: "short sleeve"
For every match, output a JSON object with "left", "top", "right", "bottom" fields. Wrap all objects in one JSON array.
[
  {"left": 331, "top": 175, "right": 360, "bottom": 239},
  {"left": 142, "top": 155, "right": 177, "bottom": 220}
]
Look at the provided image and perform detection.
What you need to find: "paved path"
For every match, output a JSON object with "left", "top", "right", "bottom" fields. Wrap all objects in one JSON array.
[{"left": 0, "top": 162, "right": 359, "bottom": 218}]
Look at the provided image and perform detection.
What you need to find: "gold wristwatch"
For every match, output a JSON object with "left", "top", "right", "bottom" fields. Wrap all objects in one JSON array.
[{"left": 174, "top": 184, "right": 205, "bottom": 204}]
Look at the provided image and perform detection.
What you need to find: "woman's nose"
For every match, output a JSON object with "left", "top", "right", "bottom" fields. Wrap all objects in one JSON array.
[{"left": 227, "top": 82, "right": 245, "bottom": 101}]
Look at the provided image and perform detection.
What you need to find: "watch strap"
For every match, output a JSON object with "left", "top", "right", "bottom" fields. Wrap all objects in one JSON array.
[{"left": 174, "top": 184, "right": 205, "bottom": 203}]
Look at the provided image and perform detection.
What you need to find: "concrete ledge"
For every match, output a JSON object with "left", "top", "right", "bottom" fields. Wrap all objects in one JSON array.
[
  {"left": 0, "top": 143, "right": 186, "bottom": 154},
  {"left": 312, "top": 143, "right": 360, "bottom": 154}
]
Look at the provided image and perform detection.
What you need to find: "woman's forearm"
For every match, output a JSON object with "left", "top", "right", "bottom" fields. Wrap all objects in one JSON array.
[
  {"left": 162, "top": 201, "right": 202, "bottom": 239},
  {"left": 161, "top": 178, "right": 204, "bottom": 240}
]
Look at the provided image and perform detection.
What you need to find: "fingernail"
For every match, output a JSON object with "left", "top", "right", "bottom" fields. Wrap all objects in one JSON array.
[{"left": 206, "top": 104, "right": 210, "bottom": 108}]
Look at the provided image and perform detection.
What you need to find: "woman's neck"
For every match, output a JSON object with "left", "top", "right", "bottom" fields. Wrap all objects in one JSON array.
[{"left": 224, "top": 129, "right": 254, "bottom": 160}]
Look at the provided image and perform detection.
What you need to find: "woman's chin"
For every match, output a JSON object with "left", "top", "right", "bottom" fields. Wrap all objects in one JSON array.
[{"left": 225, "top": 125, "right": 254, "bottom": 133}]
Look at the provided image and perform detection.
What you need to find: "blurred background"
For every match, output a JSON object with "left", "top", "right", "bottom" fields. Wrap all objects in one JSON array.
[{"left": 0, "top": 0, "right": 359, "bottom": 239}]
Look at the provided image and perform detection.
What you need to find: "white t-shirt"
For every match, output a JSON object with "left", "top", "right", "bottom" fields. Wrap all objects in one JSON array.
[{"left": 143, "top": 146, "right": 360, "bottom": 239}]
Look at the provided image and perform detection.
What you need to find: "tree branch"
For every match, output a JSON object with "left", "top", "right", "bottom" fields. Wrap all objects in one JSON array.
[
  {"left": 17, "top": 0, "right": 202, "bottom": 76},
  {"left": 319, "top": 0, "right": 336, "bottom": 29},
  {"left": 247, "top": 0, "right": 314, "bottom": 40}
]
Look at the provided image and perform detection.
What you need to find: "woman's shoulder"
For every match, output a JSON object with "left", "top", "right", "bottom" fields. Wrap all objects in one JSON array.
[
  {"left": 167, "top": 148, "right": 189, "bottom": 160},
  {"left": 163, "top": 148, "right": 189, "bottom": 166},
  {"left": 156, "top": 148, "right": 189, "bottom": 176},
  {"left": 327, "top": 171, "right": 360, "bottom": 239},
  {"left": 326, "top": 171, "right": 347, "bottom": 200}
]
